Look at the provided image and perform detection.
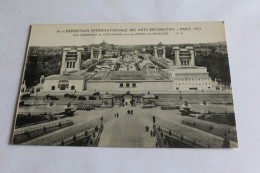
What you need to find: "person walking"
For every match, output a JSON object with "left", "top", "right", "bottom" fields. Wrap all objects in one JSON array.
[
  {"left": 100, "top": 116, "right": 103, "bottom": 125},
  {"left": 152, "top": 116, "right": 156, "bottom": 123}
]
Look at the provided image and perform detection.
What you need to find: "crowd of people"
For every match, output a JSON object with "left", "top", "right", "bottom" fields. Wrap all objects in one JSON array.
[
  {"left": 77, "top": 105, "right": 95, "bottom": 111},
  {"left": 160, "top": 105, "right": 180, "bottom": 110}
]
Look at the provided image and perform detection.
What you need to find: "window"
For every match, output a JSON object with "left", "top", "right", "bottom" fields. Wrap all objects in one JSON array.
[
  {"left": 176, "top": 87, "right": 179, "bottom": 90},
  {"left": 132, "top": 83, "right": 136, "bottom": 87},
  {"left": 51, "top": 86, "right": 55, "bottom": 90},
  {"left": 120, "top": 83, "right": 123, "bottom": 88},
  {"left": 71, "top": 85, "right": 75, "bottom": 90},
  {"left": 67, "top": 62, "right": 69, "bottom": 68},
  {"left": 126, "top": 83, "right": 130, "bottom": 88}
]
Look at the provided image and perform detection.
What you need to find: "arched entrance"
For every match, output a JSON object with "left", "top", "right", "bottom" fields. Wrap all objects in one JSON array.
[
  {"left": 121, "top": 91, "right": 135, "bottom": 106},
  {"left": 58, "top": 80, "right": 69, "bottom": 90},
  {"left": 100, "top": 93, "right": 114, "bottom": 108},
  {"left": 124, "top": 94, "right": 132, "bottom": 106},
  {"left": 142, "top": 92, "right": 156, "bottom": 108}
]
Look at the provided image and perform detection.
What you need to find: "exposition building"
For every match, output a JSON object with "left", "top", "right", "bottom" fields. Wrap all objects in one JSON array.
[{"left": 42, "top": 44, "right": 215, "bottom": 93}]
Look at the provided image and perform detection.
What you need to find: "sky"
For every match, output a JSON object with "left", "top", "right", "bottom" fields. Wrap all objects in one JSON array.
[{"left": 28, "top": 22, "right": 227, "bottom": 46}]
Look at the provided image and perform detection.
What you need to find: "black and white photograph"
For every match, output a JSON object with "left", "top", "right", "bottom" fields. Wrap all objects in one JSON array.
[
  {"left": 2, "top": 0, "right": 260, "bottom": 173},
  {"left": 11, "top": 22, "right": 238, "bottom": 148}
]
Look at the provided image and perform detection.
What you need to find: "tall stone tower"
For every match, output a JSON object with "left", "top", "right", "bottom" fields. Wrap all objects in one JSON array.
[
  {"left": 172, "top": 46, "right": 195, "bottom": 66},
  {"left": 185, "top": 46, "right": 195, "bottom": 66},
  {"left": 154, "top": 43, "right": 166, "bottom": 59},
  {"left": 154, "top": 46, "right": 158, "bottom": 59},
  {"left": 60, "top": 48, "right": 84, "bottom": 74},
  {"left": 90, "top": 47, "right": 102, "bottom": 60},
  {"left": 173, "top": 47, "right": 180, "bottom": 66}
]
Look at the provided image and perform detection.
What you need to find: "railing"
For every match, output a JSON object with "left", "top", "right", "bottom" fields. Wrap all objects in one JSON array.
[
  {"left": 154, "top": 128, "right": 162, "bottom": 148},
  {"left": 94, "top": 125, "right": 103, "bottom": 147},
  {"left": 13, "top": 120, "right": 74, "bottom": 144},
  {"left": 14, "top": 120, "right": 73, "bottom": 136},
  {"left": 155, "top": 124, "right": 208, "bottom": 148},
  {"left": 52, "top": 126, "right": 96, "bottom": 146},
  {"left": 22, "top": 100, "right": 102, "bottom": 106},
  {"left": 182, "top": 119, "right": 237, "bottom": 141},
  {"left": 17, "top": 112, "right": 52, "bottom": 116}
]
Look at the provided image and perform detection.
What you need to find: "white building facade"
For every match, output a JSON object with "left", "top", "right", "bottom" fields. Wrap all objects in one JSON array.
[{"left": 42, "top": 45, "right": 215, "bottom": 93}]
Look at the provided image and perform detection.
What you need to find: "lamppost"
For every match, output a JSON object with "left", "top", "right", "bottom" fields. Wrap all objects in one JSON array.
[
  {"left": 112, "top": 93, "right": 114, "bottom": 106},
  {"left": 179, "top": 91, "right": 182, "bottom": 100}
]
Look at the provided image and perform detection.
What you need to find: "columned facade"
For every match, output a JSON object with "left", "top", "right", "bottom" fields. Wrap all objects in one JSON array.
[
  {"left": 154, "top": 45, "right": 166, "bottom": 59},
  {"left": 173, "top": 46, "right": 195, "bottom": 66},
  {"left": 60, "top": 48, "right": 84, "bottom": 74}
]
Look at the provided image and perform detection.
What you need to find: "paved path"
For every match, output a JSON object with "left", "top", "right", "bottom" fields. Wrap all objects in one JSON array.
[
  {"left": 16, "top": 105, "right": 238, "bottom": 148},
  {"left": 99, "top": 106, "right": 157, "bottom": 148}
]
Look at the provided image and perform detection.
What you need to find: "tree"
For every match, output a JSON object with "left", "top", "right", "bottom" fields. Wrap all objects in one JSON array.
[
  {"left": 24, "top": 47, "right": 62, "bottom": 88},
  {"left": 165, "top": 46, "right": 174, "bottom": 60},
  {"left": 195, "top": 52, "right": 231, "bottom": 84}
]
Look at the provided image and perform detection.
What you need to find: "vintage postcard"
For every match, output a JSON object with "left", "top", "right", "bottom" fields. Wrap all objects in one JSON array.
[{"left": 11, "top": 22, "right": 238, "bottom": 148}]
